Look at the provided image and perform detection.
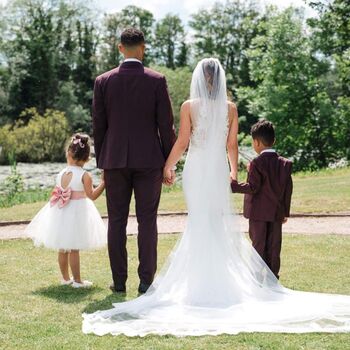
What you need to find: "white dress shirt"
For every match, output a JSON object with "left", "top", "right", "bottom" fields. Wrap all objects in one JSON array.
[
  {"left": 260, "top": 148, "right": 276, "bottom": 154},
  {"left": 124, "top": 58, "right": 142, "bottom": 64}
]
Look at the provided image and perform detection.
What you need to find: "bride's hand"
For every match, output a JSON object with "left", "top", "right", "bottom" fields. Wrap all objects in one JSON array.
[
  {"left": 163, "top": 166, "right": 175, "bottom": 186},
  {"left": 230, "top": 171, "right": 237, "bottom": 181}
]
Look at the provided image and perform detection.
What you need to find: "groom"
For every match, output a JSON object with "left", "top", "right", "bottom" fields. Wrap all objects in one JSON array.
[{"left": 92, "top": 28, "right": 176, "bottom": 294}]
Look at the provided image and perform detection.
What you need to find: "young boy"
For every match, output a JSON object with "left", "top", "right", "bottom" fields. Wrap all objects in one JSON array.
[{"left": 231, "top": 119, "right": 293, "bottom": 279}]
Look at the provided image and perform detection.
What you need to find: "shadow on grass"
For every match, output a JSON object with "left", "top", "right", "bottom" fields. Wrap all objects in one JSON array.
[
  {"left": 32, "top": 284, "right": 103, "bottom": 304},
  {"left": 82, "top": 292, "right": 127, "bottom": 313}
]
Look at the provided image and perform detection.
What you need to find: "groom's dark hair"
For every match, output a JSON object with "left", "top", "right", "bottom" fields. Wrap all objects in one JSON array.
[
  {"left": 251, "top": 119, "right": 275, "bottom": 146},
  {"left": 120, "top": 28, "right": 145, "bottom": 47}
]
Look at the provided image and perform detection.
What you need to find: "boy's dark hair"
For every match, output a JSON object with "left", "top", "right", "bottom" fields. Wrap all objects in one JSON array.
[
  {"left": 67, "top": 133, "right": 90, "bottom": 162},
  {"left": 251, "top": 119, "right": 275, "bottom": 147},
  {"left": 120, "top": 28, "right": 145, "bottom": 47}
]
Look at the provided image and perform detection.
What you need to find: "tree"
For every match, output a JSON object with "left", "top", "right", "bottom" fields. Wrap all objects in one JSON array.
[
  {"left": 176, "top": 42, "right": 189, "bottom": 67},
  {"left": 307, "top": 0, "right": 350, "bottom": 158},
  {"left": 190, "top": 0, "right": 267, "bottom": 134},
  {"left": 151, "top": 65, "right": 192, "bottom": 128},
  {"left": 5, "top": 1, "right": 58, "bottom": 117},
  {"left": 99, "top": 5, "right": 155, "bottom": 71},
  {"left": 73, "top": 21, "right": 97, "bottom": 113},
  {"left": 99, "top": 13, "right": 123, "bottom": 72},
  {"left": 1, "top": 0, "right": 97, "bottom": 132},
  {"left": 238, "top": 7, "right": 346, "bottom": 170},
  {"left": 190, "top": 1, "right": 261, "bottom": 86},
  {"left": 153, "top": 14, "right": 187, "bottom": 69}
]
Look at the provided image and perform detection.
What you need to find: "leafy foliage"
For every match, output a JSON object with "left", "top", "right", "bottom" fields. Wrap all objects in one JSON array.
[
  {"left": 0, "top": 154, "right": 25, "bottom": 206},
  {"left": 99, "top": 6, "right": 155, "bottom": 71},
  {"left": 152, "top": 66, "right": 192, "bottom": 128},
  {"left": 0, "top": 108, "right": 70, "bottom": 164},
  {"left": 1, "top": 0, "right": 97, "bottom": 132},
  {"left": 153, "top": 14, "right": 187, "bottom": 69},
  {"left": 237, "top": 7, "right": 349, "bottom": 170},
  {"left": 189, "top": 0, "right": 266, "bottom": 133},
  {"left": 0, "top": 0, "right": 348, "bottom": 170}
]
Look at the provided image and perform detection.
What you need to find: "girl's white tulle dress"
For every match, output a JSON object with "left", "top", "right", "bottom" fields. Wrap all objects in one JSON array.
[{"left": 25, "top": 165, "right": 106, "bottom": 251}]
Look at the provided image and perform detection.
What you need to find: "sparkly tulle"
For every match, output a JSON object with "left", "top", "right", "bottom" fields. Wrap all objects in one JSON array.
[{"left": 82, "top": 59, "right": 350, "bottom": 336}]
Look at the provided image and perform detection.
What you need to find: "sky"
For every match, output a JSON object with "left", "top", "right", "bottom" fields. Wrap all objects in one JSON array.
[
  {"left": 0, "top": 0, "right": 317, "bottom": 21},
  {"left": 98, "top": 0, "right": 315, "bottom": 21}
]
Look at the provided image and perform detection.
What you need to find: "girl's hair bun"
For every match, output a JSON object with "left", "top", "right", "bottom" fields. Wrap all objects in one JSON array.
[
  {"left": 67, "top": 133, "right": 91, "bottom": 162},
  {"left": 79, "top": 134, "right": 89, "bottom": 145}
]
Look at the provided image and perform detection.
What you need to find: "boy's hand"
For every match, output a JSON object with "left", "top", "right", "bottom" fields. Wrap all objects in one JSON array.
[
  {"left": 282, "top": 217, "right": 288, "bottom": 224},
  {"left": 246, "top": 162, "right": 251, "bottom": 172},
  {"left": 100, "top": 170, "right": 105, "bottom": 183}
]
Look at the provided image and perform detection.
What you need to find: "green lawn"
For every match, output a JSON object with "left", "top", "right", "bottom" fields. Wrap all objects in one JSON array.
[
  {"left": 0, "top": 234, "right": 349, "bottom": 349},
  {"left": 0, "top": 167, "right": 349, "bottom": 222}
]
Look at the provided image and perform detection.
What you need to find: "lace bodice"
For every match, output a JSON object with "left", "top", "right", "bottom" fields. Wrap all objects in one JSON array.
[{"left": 190, "top": 103, "right": 229, "bottom": 150}]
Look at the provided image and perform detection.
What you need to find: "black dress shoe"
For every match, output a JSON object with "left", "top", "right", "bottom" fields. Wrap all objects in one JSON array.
[
  {"left": 110, "top": 283, "right": 126, "bottom": 293},
  {"left": 138, "top": 282, "right": 151, "bottom": 294}
]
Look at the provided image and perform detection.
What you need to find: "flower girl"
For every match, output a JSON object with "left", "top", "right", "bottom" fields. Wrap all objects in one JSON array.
[{"left": 25, "top": 134, "right": 106, "bottom": 288}]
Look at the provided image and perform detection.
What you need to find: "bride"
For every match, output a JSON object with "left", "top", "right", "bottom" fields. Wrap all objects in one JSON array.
[{"left": 83, "top": 58, "right": 350, "bottom": 336}]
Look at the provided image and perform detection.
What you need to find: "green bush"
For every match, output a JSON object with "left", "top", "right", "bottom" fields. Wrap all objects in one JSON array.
[
  {"left": 151, "top": 66, "right": 192, "bottom": 128},
  {"left": 0, "top": 156, "right": 25, "bottom": 207},
  {"left": 0, "top": 108, "right": 70, "bottom": 164},
  {"left": 54, "top": 81, "right": 91, "bottom": 133}
]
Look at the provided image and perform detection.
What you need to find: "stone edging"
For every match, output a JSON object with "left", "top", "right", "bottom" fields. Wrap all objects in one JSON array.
[{"left": 0, "top": 211, "right": 349, "bottom": 227}]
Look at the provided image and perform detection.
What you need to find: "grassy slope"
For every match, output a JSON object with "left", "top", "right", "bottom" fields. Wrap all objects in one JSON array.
[
  {"left": 1, "top": 234, "right": 350, "bottom": 349},
  {"left": 0, "top": 167, "right": 349, "bottom": 222}
]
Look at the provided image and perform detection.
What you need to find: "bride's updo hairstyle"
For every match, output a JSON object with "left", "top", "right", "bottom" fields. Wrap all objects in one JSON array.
[
  {"left": 191, "top": 58, "right": 226, "bottom": 103},
  {"left": 202, "top": 59, "right": 221, "bottom": 99},
  {"left": 67, "top": 133, "right": 91, "bottom": 162}
]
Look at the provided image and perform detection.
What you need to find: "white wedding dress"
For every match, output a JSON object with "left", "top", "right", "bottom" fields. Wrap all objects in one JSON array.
[{"left": 83, "top": 58, "right": 350, "bottom": 336}]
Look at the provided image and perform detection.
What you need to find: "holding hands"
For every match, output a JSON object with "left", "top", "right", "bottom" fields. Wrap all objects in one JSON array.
[
  {"left": 163, "top": 166, "right": 176, "bottom": 186},
  {"left": 230, "top": 170, "right": 238, "bottom": 182},
  {"left": 246, "top": 162, "right": 251, "bottom": 172}
]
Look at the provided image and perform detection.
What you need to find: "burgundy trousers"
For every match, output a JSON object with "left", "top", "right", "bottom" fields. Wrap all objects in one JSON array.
[
  {"left": 104, "top": 168, "right": 163, "bottom": 286},
  {"left": 248, "top": 219, "right": 283, "bottom": 279}
]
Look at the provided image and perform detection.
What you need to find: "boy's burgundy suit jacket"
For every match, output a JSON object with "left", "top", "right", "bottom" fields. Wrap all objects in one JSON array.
[
  {"left": 231, "top": 152, "right": 293, "bottom": 222},
  {"left": 92, "top": 61, "right": 176, "bottom": 169}
]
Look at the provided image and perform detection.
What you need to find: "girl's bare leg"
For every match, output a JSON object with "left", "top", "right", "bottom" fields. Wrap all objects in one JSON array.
[
  {"left": 58, "top": 251, "right": 70, "bottom": 281},
  {"left": 69, "top": 250, "right": 82, "bottom": 283}
]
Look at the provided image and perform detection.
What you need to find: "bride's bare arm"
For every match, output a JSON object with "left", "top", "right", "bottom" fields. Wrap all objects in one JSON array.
[
  {"left": 163, "top": 101, "right": 192, "bottom": 182},
  {"left": 227, "top": 102, "right": 239, "bottom": 181}
]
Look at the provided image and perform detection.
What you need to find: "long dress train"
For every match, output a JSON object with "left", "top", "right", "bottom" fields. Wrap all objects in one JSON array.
[{"left": 82, "top": 58, "right": 350, "bottom": 336}]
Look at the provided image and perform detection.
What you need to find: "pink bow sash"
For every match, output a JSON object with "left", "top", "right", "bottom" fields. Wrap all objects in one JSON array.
[{"left": 50, "top": 186, "right": 86, "bottom": 209}]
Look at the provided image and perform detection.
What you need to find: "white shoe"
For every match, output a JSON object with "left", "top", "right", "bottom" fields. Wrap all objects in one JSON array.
[
  {"left": 72, "top": 280, "right": 93, "bottom": 288},
  {"left": 60, "top": 278, "right": 73, "bottom": 285}
]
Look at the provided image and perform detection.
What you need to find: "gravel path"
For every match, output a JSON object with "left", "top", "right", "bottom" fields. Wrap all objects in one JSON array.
[{"left": 1, "top": 214, "right": 349, "bottom": 240}]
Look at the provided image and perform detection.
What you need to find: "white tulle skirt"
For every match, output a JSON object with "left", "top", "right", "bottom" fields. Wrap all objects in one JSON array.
[{"left": 25, "top": 199, "right": 106, "bottom": 251}]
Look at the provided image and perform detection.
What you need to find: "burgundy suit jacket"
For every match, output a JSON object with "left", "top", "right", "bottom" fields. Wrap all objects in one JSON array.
[
  {"left": 92, "top": 61, "right": 176, "bottom": 169},
  {"left": 231, "top": 152, "right": 293, "bottom": 222}
]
